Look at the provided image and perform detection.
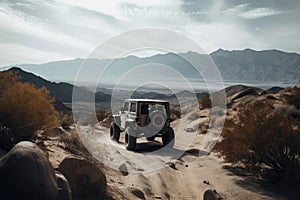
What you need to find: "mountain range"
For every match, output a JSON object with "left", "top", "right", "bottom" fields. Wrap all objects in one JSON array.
[{"left": 2, "top": 49, "right": 300, "bottom": 84}]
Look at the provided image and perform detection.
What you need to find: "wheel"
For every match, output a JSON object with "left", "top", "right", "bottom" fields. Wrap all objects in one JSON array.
[
  {"left": 162, "top": 127, "right": 175, "bottom": 147},
  {"left": 146, "top": 136, "right": 156, "bottom": 141},
  {"left": 110, "top": 122, "right": 120, "bottom": 142},
  {"left": 149, "top": 110, "right": 166, "bottom": 130},
  {"left": 125, "top": 127, "right": 136, "bottom": 150}
]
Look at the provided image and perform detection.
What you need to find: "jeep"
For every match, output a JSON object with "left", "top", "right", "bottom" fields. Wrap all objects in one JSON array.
[{"left": 110, "top": 99, "right": 175, "bottom": 150}]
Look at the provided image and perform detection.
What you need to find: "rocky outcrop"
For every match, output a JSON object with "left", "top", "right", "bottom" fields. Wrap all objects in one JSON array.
[
  {"left": 58, "top": 155, "right": 107, "bottom": 199},
  {"left": 0, "top": 141, "right": 58, "bottom": 200}
]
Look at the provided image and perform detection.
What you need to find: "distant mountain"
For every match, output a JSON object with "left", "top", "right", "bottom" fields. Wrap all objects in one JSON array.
[
  {"left": 3, "top": 49, "right": 300, "bottom": 84},
  {"left": 7, "top": 68, "right": 110, "bottom": 104},
  {"left": 210, "top": 49, "right": 300, "bottom": 83}
]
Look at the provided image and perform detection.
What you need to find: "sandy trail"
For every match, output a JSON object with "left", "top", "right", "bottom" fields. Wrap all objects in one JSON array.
[{"left": 74, "top": 109, "right": 275, "bottom": 199}]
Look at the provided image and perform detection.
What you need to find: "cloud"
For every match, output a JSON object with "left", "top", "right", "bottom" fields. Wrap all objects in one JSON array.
[
  {"left": 0, "top": 0, "right": 125, "bottom": 65},
  {"left": 240, "top": 7, "right": 286, "bottom": 19},
  {"left": 222, "top": 4, "right": 286, "bottom": 20},
  {"left": 0, "top": 43, "right": 66, "bottom": 66},
  {"left": 184, "top": 22, "right": 260, "bottom": 53},
  {"left": 0, "top": 0, "right": 299, "bottom": 66},
  {"left": 0, "top": 8, "right": 93, "bottom": 58}
]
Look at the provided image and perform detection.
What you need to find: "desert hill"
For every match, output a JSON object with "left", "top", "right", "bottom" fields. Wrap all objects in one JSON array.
[{"left": 7, "top": 67, "right": 111, "bottom": 104}]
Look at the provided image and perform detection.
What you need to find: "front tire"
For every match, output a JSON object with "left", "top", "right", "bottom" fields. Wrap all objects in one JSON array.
[
  {"left": 162, "top": 127, "right": 175, "bottom": 147},
  {"left": 125, "top": 127, "right": 136, "bottom": 150},
  {"left": 110, "top": 122, "right": 120, "bottom": 142}
]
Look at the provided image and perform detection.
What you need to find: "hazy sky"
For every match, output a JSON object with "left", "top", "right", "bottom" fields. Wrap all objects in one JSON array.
[{"left": 0, "top": 0, "right": 299, "bottom": 66}]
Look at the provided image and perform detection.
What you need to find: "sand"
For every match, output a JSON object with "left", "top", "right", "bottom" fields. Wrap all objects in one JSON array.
[{"left": 71, "top": 107, "right": 276, "bottom": 200}]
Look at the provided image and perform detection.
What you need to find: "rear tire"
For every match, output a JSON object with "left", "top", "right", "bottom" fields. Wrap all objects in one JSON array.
[
  {"left": 162, "top": 127, "right": 175, "bottom": 147},
  {"left": 125, "top": 127, "right": 136, "bottom": 150},
  {"left": 110, "top": 122, "right": 120, "bottom": 142}
]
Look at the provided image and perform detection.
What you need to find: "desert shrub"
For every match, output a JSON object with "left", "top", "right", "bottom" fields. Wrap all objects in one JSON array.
[
  {"left": 96, "top": 110, "right": 107, "bottom": 122},
  {"left": 200, "top": 93, "right": 211, "bottom": 109},
  {"left": 170, "top": 106, "right": 181, "bottom": 120},
  {"left": 0, "top": 71, "right": 59, "bottom": 144},
  {"left": 60, "top": 131, "right": 89, "bottom": 155},
  {"left": 285, "top": 87, "right": 300, "bottom": 109},
  {"left": 60, "top": 113, "right": 74, "bottom": 129},
  {"left": 0, "top": 71, "right": 17, "bottom": 92},
  {"left": 215, "top": 102, "right": 300, "bottom": 183}
]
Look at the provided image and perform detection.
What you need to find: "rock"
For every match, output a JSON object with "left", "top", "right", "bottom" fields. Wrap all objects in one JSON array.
[
  {"left": 51, "top": 127, "right": 66, "bottom": 136},
  {"left": 203, "top": 189, "right": 222, "bottom": 200},
  {"left": 184, "top": 127, "right": 195, "bottom": 132},
  {"left": 58, "top": 155, "right": 107, "bottom": 199},
  {"left": 99, "top": 114, "right": 113, "bottom": 128},
  {"left": 0, "top": 141, "right": 58, "bottom": 200},
  {"left": 0, "top": 147, "right": 6, "bottom": 159},
  {"left": 0, "top": 124, "right": 14, "bottom": 150},
  {"left": 231, "top": 88, "right": 259, "bottom": 101},
  {"left": 55, "top": 171, "right": 72, "bottom": 200},
  {"left": 118, "top": 162, "right": 129, "bottom": 176},
  {"left": 203, "top": 180, "right": 210, "bottom": 185},
  {"left": 168, "top": 162, "right": 177, "bottom": 170},
  {"left": 130, "top": 187, "right": 146, "bottom": 199},
  {"left": 265, "top": 86, "right": 284, "bottom": 94}
]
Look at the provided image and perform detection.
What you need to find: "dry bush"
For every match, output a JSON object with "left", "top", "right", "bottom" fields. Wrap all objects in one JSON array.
[
  {"left": 96, "top": 110, "right": 107, "bottom": 122},
  {"left": 199, "top": 93, "right": 211, "bottom": 109},
  {"left": 0, "top": 71, "right": 17, "bottom": 92},
  {"left": 59, "top": 131, "right": 89, "bottom": 155},
  {"left": 214, "top": 102, "right": 300, "bottom": 183},
  {"left": 285, "top": 87, "right": 300, "bottom": 109},
  {"left": 170, "top": 106, "right": 181, "bottom": 120},
  {"left": 0, "top": 71, "right": 59, "bottom": 145},
  {"left": 60, "top": 113, "right": 74, "bottom": 129}
]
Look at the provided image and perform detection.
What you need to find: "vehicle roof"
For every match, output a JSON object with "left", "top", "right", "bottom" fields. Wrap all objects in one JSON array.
[{"left": 125, "top": 99, "right": 169, "bottom": 103}]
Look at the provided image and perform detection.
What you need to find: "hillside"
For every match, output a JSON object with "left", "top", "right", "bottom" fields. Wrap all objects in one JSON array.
[
  {"left": 3, "top": 49, "right": 300, "bottom": 84},
  {"left": 210, "top": 49, "right": 300, "bottom": 83},
  {"left": 7, "top": 67, "right": 111, "bottom": 104}
]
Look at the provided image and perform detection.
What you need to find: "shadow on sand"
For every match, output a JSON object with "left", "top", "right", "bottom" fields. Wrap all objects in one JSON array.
[
  {"left": 118, "top": 139, "right": 209, "bottom": 161},
  {"left": 222, "top": 165, "right": 300, "bottom": 199}
]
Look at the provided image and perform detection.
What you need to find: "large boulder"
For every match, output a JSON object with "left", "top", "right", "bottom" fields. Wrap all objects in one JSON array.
[
  {"left": 0, "top": 147, "right": 6, "bottom": 159},
  {"left": 0, "top": 141, "right": 58, "bottom": 200},
  {"left": 55, "top": 171, "right": 72, "bottom": 200},
  {"left": 58, "top": 155, "right": 107, "bottom": 199}
]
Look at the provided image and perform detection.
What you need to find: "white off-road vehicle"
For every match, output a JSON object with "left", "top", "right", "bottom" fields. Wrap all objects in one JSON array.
[{"left": 110, "top": 99, "right": 175, "bottom": 150}]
